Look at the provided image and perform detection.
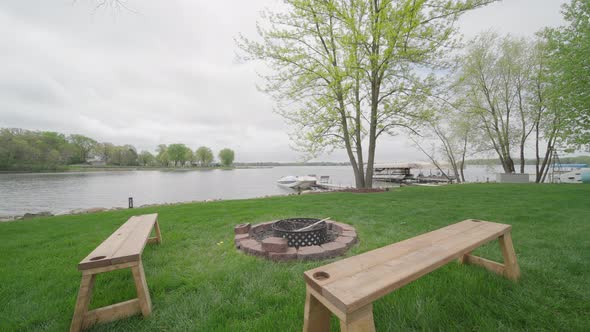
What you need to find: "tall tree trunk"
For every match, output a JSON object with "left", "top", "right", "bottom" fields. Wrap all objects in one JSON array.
[
  {"left": 363, "top": 1, "right": 382, "bottom": 190},
  {"left": 519, "top": 142, "right": 526, "bottom": 174},
  {"left": 364, "top": 81, "right": 379, "bottom": 189},
  {"left": 535, "top": 122, "right": 540, "bottom": 182},
  {"left": 540, "top": 147, "right": 553, "bottom": 183},
  {"left": 353, "top": 74, "right": 366, "bottom": 188},
  {"left": 539, "top": 131, "right": 557, "bottom": 183},
  {"left": 337, "top": 95, "right": 363, "bottom": 188},
  {"left": 459, "top": 133, "right": 468, "bottom": 183}
]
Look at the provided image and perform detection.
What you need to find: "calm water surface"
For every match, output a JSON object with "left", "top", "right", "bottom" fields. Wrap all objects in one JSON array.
[{"left": 0, "top": 165, "right": 526, "bottom": 216}]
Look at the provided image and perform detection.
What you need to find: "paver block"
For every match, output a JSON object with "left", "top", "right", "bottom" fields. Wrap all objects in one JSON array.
[
  {"left": 269, "top": 247, "right": 298, "bottom": 262},
  {"left": 333, "top": 222, "right": 355, "bottom": 232},
  {"left": 340, "top": 230, "right": 357, "bottom": 238},
  {"left": 261, "top": 237, "right": 288, "bottom": 253},
  {"left": 234, "top": 234, "right": 250, "bottom": 247},
  {"left": 240, "top": 239, "right": 258, "bottom": 251},
  {"left": 234, "top": 223, "right": 251, "bottom": 235},
  {"left": 240, "top": 239, "right": 267, "bottom": 257},
  {"left": 297, "top": 245, "right": 327, "bottom": 260},
  {"left": 321, "top": 242, "right": 347, "bottom": 257},
  {"left": 335, "top": 236, "right": 357, "bottom": 248}
]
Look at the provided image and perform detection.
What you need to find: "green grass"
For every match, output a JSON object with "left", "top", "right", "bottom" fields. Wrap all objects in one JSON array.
[{"left": 0, "top": 184, "right": 588, "bottom": 331}]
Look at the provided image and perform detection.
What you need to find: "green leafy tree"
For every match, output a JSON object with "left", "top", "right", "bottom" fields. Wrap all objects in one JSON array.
[
  {"left": 184, "top": 149, "right": 194, "bottom": 167},
  {"left": 238, "top": 0, "right": 496, "bottom": 188},
  {"left": 156, "top": 144, "right": 169, "bottom": 167},
  {"left": 544, "top": 0, "right": 590, "bottom": 147},
  {"left": 167, "top": 144, "right": 190, "bottom": 167},
  {"left": 195, "top": 146, "right": 214, "bottom": 166},
  {"left": 218, "top": 148, "right": 235, "bottom": 167},
  {"left": 93, "top": 142, "right": 114, "bottom": 164},
  {"left": 68, "top": 134, "right": 97, "bottom": 164},
  {"left": 39, "top": 132, "right": 71, "bottom": 165},
  {"left": 138, "top": 151, "right": 156, "bottom": 166},
  {"left": 0, "top": 128, "right": 74, "bottom": 170},
  {"left": 119, "top": 145, "right": 138, "bottom": 166},
  {"left": 456, "top": 32, "right": 562, "bottom": 181}
]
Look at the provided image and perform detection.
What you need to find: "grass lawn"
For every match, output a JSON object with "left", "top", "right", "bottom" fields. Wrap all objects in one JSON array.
[{"left": 0, "top": 184, "right": 588, "bottom": 331}]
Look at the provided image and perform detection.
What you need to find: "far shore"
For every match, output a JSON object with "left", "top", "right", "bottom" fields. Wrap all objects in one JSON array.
[
  {"left": 0, "top": 163, "right": 365, "bottom": 174},
  {"left": 0, "top": 165, "right": 267, "bottom": 174}
]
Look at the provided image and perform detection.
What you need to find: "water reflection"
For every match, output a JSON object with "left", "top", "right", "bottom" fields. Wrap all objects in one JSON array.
[{"left": 0, "top": 165, "right": 534, "bottom": 216}]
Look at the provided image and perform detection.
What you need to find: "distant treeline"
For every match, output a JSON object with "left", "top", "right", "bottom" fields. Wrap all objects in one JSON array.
[
  {"left": 0, "top": 128, "right": 235, "bottom": 171},
  {"left": 234, "top": 162, "right": 351, "bottom": 166},
  {"left": 466, "top": 156, "right": 590, "bottom": 166}
]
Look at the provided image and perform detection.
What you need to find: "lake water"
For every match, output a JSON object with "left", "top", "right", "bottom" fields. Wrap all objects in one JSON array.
[{"left": 0, "top": 165, "right": 531, "bottom": 217}]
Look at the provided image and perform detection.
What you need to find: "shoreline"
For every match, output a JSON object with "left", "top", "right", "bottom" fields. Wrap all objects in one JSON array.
[
  {"left": 0, "top": 165, "right": 257, "bottom": 174},
  {"left": 0, "top": 193, "right": 295, "bottom": 223},
  {"left": 0, "top": 186, "right": 392, "bottom": 222}
]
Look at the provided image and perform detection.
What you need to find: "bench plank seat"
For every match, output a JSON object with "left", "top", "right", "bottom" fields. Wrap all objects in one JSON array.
[
  {"left": 78, "top": 214, "right": 158, "bottom": 270},
  {"left": 303, "top": 219, "right": 520, "bottom": 332}
]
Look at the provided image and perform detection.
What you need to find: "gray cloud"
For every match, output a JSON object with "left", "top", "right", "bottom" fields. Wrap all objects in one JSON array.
[{"left": 0, "top": 0, "right": 565, "bottom": 162}]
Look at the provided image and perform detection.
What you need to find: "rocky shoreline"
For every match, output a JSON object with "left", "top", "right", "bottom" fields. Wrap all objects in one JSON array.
[
  {"left": 0, "top": 198, "right": 227, "bottom": 223},
  {"left": 0, "top": 188, "right": 391, "bottom": 223}
]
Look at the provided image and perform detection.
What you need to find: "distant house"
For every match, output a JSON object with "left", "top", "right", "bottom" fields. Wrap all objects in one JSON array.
[
  {"left": 86, "top": 156, "right": 106, "bottom": 166},
  {"left": 191, "top": 162, "right": 221, "bottom": 167}
]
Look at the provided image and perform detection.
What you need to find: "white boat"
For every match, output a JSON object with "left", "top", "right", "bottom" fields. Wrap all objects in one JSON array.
[
  {"left": 277, "top": 175, "right": 317, "bottom": 189},
  {"left": 558, "top": 168, "right": 590, "bottom": 183}
]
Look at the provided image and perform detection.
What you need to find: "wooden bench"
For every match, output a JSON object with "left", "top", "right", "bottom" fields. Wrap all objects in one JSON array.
[
  {"left": 302, "top": 219, "right": 520, "bottom": 332},
  {"left": 70, "top": 213, "right": 162, "bottom": 332}
]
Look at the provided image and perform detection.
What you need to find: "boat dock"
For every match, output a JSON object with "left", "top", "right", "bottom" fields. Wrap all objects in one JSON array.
[{"left": 313, "top": 183, "right": 352, "bottom": 190}]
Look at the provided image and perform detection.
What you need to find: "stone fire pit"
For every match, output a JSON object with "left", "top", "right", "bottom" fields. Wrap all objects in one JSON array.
[{"left": 234, "top": 219, "right": 358, "bottom": 262}]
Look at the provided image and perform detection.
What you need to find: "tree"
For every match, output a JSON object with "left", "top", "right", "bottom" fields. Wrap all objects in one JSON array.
[
  {"left": 156, "top": 144, "right": 169, "bottom": 167},
  {"left": 184, "top": 149, "right": 194, "bottom": 167},
  {"left": 195, "top": 146, "right": 214, "bottom": 166},
  {"left": 119, "top": 145, "right": 138, "bottom": 166},
  {"left": 138, "top": 151, "right": 156, "bottom": 166},
  {"left": 167, "top": 144, "right": 190, "bottom": 167},
  {"left": 544, "top": 0, "right": 590, "bottom": 147},
  {"left": 457, "top": 33, "right": 561, "bottom": 181},
  {"left": 93, "top": 142, "right": 115, "bottom": 164},
  {"left": 0, "top": 128, "right": 75, "bottom": 170},
  {"left": 69, "top": 134, "right": 97, "bottom": 164},
  {"left": 239, "top": 0, "right": 496, "bottom": 188},
  {"left": 218, "top": 148, "right": 235, "bottom": 166},
  {"left": 413, "top": 100, "right": 477, "bottom": 183},
  {"left": 529, "top": 40, "right": 562, "bottom": 182},
  {"left": 457, "top": 33, "right": 531, "bottom": 173}
]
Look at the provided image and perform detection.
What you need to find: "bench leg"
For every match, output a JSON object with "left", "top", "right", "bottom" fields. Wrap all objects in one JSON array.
[
  {"left": 155, "top": 221, "right": 162, "bottom": 243},
  {"left": 499, "top": 232, "right": 520, "bottom": 281},
  {"left": 131, "top": 261, "right": 152, "bottom": 316},
  {"left": 148, "top": 221, "right": 162, "bottom": 245},
  {"left": 303, "top": 288, "right": 331, "bottom": 332},
  {"left": 458, "top": 232, "right": 520, "bottom": 281},
  {"left": 340, "top": 304, "right": 376, "bottom": 332},
  {"left": 70, "top": 274, "right": 96, "bottom": 332}
]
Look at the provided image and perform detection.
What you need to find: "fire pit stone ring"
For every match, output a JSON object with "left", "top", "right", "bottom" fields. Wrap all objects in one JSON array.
[{"left": 234, "top": 219, "right": 358, "bottom": 262}]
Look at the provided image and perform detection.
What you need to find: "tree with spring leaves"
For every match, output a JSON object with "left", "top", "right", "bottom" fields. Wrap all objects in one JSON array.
[
  {"left": 138, "top": 151, "right": 156, "bottom": 166},
  {"left": 167, "top": 144, "right": 190, "bottom": 167},
  {"left": 412, "top": 101, "right": 477, "bottom": 183},
  {"left": 195, "top": 146, "right": 214, "bottom": 167},
  {"left": 156, "top": 144, "right": 169, "bottom": 167},
  {"left": 456, "top": 32, "right": 561, "bottom": 181},
  {"left": 238, "top": 0, "right": 496, "bottom": 188},
  {"left": 68, "top": 134, "right": 97, "bottom": 164},
  {"left": 544, "top": 0, "right": 590, "bottom": 149},
  {"left": 218, "top": 148, "right": 235, "bottom": 167}
]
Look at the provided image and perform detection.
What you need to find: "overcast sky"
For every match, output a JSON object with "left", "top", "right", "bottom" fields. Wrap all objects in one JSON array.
[{"left": 0, "top": 0, "right": 567, "bottom": 162}]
